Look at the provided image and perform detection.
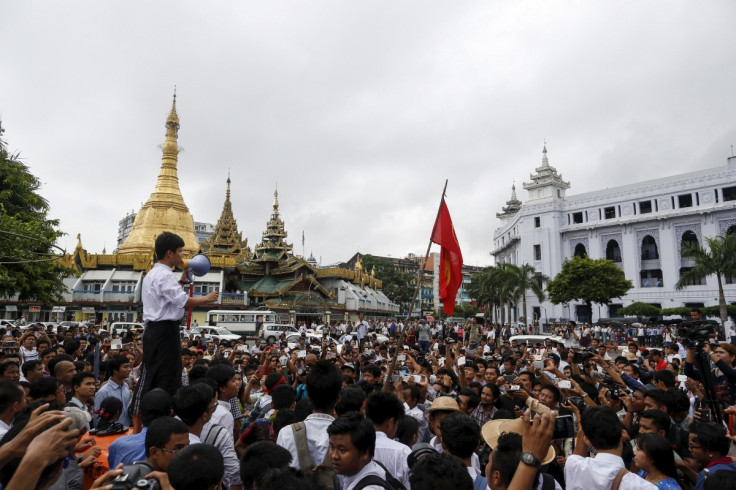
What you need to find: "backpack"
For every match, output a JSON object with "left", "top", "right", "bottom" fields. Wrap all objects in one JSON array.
[
  {"left": 292, "top": 421, "right": 337, "bottom": 490},
  {"left": 352, "top": 461, "right": 405, "bottom": 490}
]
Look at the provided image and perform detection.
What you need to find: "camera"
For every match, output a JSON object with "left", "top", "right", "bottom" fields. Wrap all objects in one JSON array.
[
  {"left": 571, "top": 349, "right": 594, "bottom": 364},
  {"left": 111, "top": 462, "right": 159, "bottom": 490},
  {"left": 679, "top": 320, "right": 718, "bottom": 348}
]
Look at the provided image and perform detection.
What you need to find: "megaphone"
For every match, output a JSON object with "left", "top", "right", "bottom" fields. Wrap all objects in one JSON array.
[{"left": 182, "top": 254, "right": 211, "bottom": 282}]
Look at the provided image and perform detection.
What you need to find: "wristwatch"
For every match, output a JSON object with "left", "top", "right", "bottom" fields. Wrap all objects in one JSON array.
[{"left": 520, "top": 451, "right": 542, "bottom": 469}]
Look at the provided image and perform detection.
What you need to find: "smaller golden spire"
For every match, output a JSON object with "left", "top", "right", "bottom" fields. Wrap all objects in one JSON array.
[
  {"left": 273, "top": 187, "right": 279, "bottom": 212},
  {"left": 167, "top": 87, "right": 179, "bottom": 126}
]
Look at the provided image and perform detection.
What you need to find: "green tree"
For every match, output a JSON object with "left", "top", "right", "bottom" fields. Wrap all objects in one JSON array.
[
  {"left": 467, "top": 263, "right": 520, "bottom": 324},
  {"left": 547, "top": 256, "right": 633, "bottom": 322},
  {"left": 0, "top": 145, "right": 76, "bottom": 304},
  {"left": 676, "top": 234, "right": 736, "bottom": 327},
  {"left": 511, "top": 263, "right": 549, "bottom": 325},
  {"left": 359, "top": 254, "right": 416, "bottom": 313},
  {"left": 617, "top": 302, "right": 660, "bottom": 322}
]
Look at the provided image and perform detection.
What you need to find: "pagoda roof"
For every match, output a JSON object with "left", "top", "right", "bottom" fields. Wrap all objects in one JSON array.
[{"left": 199, "top": 176, "right": 251, "bottom": 261}]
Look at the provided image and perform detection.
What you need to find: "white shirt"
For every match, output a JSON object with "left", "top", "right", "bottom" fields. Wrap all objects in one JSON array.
[
  {"left": 188, "top": 433, "right": 201, "bottom": 444},
  {"left": 342, "top": 460, "right": 387, "bottom": 490},
  {"left": 204, "top": 401, "right": 234, "bottom": 435},
  {"left": 374, "top": 432, "right": 411, "bottom": 489},
  {"left": 565, "top": 453, "right": 658, "bottom": 490},
  {"left": 277, "top": 413, "right": 335, "bottom": 470},
  {"left": 403, "top": 402, "right": 430, "bottom": 443},
  {"left": 142, "top": 263, "right": 188, "bottom": 322},
  {"left": 0, "top": 420, "right": 10, "bottom": 439}
]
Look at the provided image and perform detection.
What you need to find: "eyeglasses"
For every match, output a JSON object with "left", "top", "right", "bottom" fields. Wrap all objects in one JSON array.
[
  {"left": 208, "top": 401, "right": 218, "bottom": 412},
  {"left": 159, "top": 446, "right": 186, "bottom": 454}
]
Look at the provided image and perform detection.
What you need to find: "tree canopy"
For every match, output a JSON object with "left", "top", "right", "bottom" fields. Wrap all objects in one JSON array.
[
  {"left": 617, "top": 302, "right": 660, "bottom": 321},
  {"left": 0, "top": 145, "right": 76, "bottom": 304},
  {"left": 546, "top": 256, "right": 633, "bottom": 319},
  {"left": 676, "top": 233, "right": 736, "bottom": 326},
  {"left": 358, "top": 254, "right": 416, "bottom": 312}
]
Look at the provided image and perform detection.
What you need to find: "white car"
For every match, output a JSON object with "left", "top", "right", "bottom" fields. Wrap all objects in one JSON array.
[
  {"left": 508, "top": 334, "right": 565, "bottom": 346},
  {"left": 285, "top": 333, "right": 342, "bottom": 353},
  {"left": 189, "top": 326, "right": 241, "bottom": 342},
  {"left": 339, "top": 333, "right": 390, "bottom": 345},
  {"left": 259, "top": 324, "right": 298, "bottom": 344}
]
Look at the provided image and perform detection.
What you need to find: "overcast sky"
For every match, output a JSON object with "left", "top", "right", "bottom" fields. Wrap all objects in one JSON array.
[{"left": 2, "top": 2, "right": 735, "bottom": 268}]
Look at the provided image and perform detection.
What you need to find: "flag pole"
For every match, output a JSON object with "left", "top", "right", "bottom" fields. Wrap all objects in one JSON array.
[{"left": 383, "top": 179, "right": 448, "bottom": 392}]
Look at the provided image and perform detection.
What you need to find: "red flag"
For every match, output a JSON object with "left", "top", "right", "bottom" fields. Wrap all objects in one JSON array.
[{"left": 431, "top": 199, "right": 463, "bottom": 315}]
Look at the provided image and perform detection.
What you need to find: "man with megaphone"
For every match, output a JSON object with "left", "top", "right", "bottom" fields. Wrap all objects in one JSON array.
[{"left": 129, "top": 232, "right": 217, "bottom": 418}]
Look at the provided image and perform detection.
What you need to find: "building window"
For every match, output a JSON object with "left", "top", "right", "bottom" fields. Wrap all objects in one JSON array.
[
  {"left": 681, "top": 230, "right": 699, "bottom": 253},
  {"left": 678, "top": 194, "right": 693, "bottom": 208},
  {"left": 604, "top": 207, "right": 615, "bottom": 219},
  {"left": 679, "top": 267, "right": 705, "bottom": 286},
  {"left": 641, "top": 235, "right": 659, "bottom": 260},
  {"left": 534, "top": 217, "right": 541, "bottom": 228},
  {"left": 723, "top": 186, "right": 736, "bottom": 202},
  {"left": 639, "top": 201, "right": 652, "bottom": 214},
  {"left": 605, "top": 240, "right": 622, "bottom": 262},
  {"left": 608, "top": 304, "right": 623, "bottom": 317},
  {"left": 574, "top": 243, "right": 587, "bottom": 258},
  {"left": 572, "top": 212, "right": 583, "bottom": 224},
  {"left": 640, "top": 269, "right": 663, "bottom": 288},
  {"left": 534, "top": 245, "right": 542, "bottom": 261}
]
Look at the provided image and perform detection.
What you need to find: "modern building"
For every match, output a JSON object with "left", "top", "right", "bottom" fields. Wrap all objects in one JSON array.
[{"left": 492, "top": 146, "right": 736, "bottom": 324}]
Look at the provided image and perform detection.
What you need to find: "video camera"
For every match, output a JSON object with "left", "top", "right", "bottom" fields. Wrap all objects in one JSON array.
[
  {"left": 678, "top": 320, "right": 719, "bottom": 348},
  {"left": 571, "top": 348, "right": 595, "bottom": 364},
  {"left": 111, "top": 462, "right": 159, "bottom": 490}
]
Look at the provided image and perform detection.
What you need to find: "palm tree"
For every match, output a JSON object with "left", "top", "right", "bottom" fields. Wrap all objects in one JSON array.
[
  {"left": 512, "top": 263, "right": 550, "bottom": 326},
  {"left": 676, "top": 233, "right": 736, "bottom": 327}
]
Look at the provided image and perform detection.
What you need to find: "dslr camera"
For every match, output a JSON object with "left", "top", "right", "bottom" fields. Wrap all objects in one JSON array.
[{"left": 111, "top": 462, "right": 159, "bottom": 490}]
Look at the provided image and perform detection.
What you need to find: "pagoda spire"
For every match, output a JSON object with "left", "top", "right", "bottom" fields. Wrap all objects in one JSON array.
[
  {"left": 118, "top": 92, "right": 198, "bottom": 255},
  {"left": 199, "top": 175, "right": 250, "bottom": 259},
  {"left": 496, "top": 182, "right": 522, "bottom": 219}
]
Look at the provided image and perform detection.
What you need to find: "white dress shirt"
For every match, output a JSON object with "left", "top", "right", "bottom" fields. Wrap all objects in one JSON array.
[
  {"left": 374, "top": 432, "right": 411, "bottom": 489},
  {"left": 204, "top": 401, "right": 234, "bottom": 435},
  {"left": 403, "top": 402, "right": 430, "bottom": 443},
  {"left": 277, "top": 413, "right": 335, "bottom": 470},
  {"left": 142, "top": 263, "right": 188, "bottom": 322},
  {"left": 565, "top": 453, "right": 658, "bottom": 490},
  {"left": 342, "top": 460, "right": 387, "bottom": 490}
]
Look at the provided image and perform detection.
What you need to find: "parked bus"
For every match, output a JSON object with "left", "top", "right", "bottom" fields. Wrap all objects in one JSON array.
[{"left": 204, "top": 310, "right": 278, "bottom": 336}]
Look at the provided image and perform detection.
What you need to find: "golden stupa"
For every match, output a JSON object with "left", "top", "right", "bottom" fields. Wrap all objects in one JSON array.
[{"left": 117, "top": 92, "right": 199, "bottom": 255}]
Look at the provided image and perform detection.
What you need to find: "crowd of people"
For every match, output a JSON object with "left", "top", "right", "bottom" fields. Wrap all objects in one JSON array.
[
  {"left": 1, "top": 233, "right": 735, "bottom": 490},
  {"left": 1, "top": 307, "right": 736, "bottom": 490}
]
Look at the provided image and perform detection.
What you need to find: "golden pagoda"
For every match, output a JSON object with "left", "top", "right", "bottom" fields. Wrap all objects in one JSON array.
[{"left": 117, "top": 93, "right": 199, "bottom": 255}]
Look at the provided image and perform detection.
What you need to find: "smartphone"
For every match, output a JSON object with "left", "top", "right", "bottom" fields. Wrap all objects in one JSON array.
[
  {"left": 533, "top": 360, "right": 544, "bottom": 370},
  {"left": 397, "top": 354, "right": 406, "bottom": 361},
  {"left": 509, "top": 385, "right": 521, "bottom": 391},
  {"left": 677, "top": 374, "right": 687, "bottom": 382},
  {"left": 403, "top": 345, "right": 410, "bottom": 350},
  {"left": 3, "top": 341, "right": 17, "bottom": 348},
  {"left": 413, "top": 375, "right": 422, "bottom": 383},
  {"left": 553, "top": 415, "right": 575, "bottom": 439},
  {"left": 391, "top": 374, "right": 400, "bottom": 382},
  {"left": 504, "top": 374, "right": 516, "bottom": 383},
  {"left": 237, "top": 345, "right": 248, "bottom": 352},
  {"left": 701, "top": 408, "right": 712, "bottom": 423},
  {"left": 559, "top": 380, "right": 572, "bottom": 389},
  {"left": 458, "top": 356, "right": 466, "bottom": 367}
]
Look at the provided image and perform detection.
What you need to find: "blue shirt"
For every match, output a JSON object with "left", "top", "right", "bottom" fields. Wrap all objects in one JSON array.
[
  {"left": 95, "top": 379, "right": 132, "bottom": 427},
  {"left": 108, "top": 428, "right": 147, "bottom": 468}
]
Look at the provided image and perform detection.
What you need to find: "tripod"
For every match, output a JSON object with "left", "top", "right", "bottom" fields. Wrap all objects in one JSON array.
[{"left": 681, "top": 320, "right": 724, "bottom": 425}]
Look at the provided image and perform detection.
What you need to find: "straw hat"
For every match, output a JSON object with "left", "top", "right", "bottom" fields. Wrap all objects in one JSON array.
[
  {"left": 481, "top": 418, "right": 556, "bottom": 465},
  {"left": 423, "top": 396, "right": 460, "bottom": 421}
]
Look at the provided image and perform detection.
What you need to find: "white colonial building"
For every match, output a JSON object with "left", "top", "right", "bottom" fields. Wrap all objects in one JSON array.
[{"left": 492, "top": 147, "right": 736, "bottom": 324}]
